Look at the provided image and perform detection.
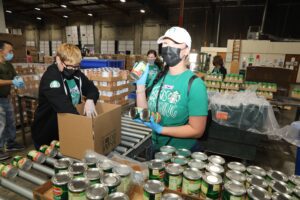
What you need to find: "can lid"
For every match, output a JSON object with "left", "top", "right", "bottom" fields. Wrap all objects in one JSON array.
[
  {"left": 224, "top": 181, "right": 246, "bottom": 196},
  {"left": 247, "top": 165, "right": 266, "bottom": 177},
  {"left": 183, "top": 168, "right": 202, "bottom": 180},
  {"left": 144, "top": 180, "right": 165, "bottom": 194},
  {"left": 69, "top": 162, "right": 87, "bottom": 174},
  {"left": 68, "top": 177, "right": 89, "bottom": 193},
  {"left": 289, "top": 175, "right": 300, "bottom": 186},
  {"left": 270, "top": 180, "right": 291, "bottom": 194},
  {"left": 208, "top": 155, "right": 225, "bottom": 165},
  {"left": 86, "top": 184, "right": 108, "bottom": 199},
  {"left": 55, "top": 159, "right": 71, "bottom": 169},
  {"left": 206, "top": 163, "right": 224, "bottom": 174},
  {"left": 166, "top": 163, "right": 184, "bottom": 175},
  {"left": 155, "top": 152, "right": 172, "bottom": 162},
  {"left": 83, "top": 156, "right": 98, "bottom": 165},
  {"left": 226, "top": 170, "right": 246, "bottom": 183},
  {"left": 227, "top": 162, "right": 246, "bottom": 172},
  {"left": 176, "top": 148, "right": 191, "bottom": 158},
  {"left": 162, "top": 193, "right": 183, "bottom": 200},
  {"left": 52, "top": 171, "right": 72, "bottom": 185},
  {"left": 268, "top": 170, "right": 288, "bottom": 182},
  {"left": 171, "top": 156, "right": 188, "bottom": 166},
  {"left": 112, "top": 164, "right": 131, "bottom": 177},
  {"left": 148, "top": 159, "right": 165, "bottom": 170},
  {"left": 191, "top": 152, "right": 208, "bottom": 161},
  {"left": 247, "top": 175, "right": 268, "bottom": 188},
  {"left": 84, "top": 168, "right": 101, "bottom": 180},
  {"left": 203, "top": 172, "right": 222, "bottom": 184},
  {"left": 160, "top": 146, "right": 176, "bottom": 154},
  {"left": 97, "top": 160, "right": 113, "bottom": 170},
  {"left": 101, "top": 173, "right": 121, "bottom": 187},
  {"left": 107, "top": 192, "right": 129, "bottom": 200},
  {"left": 188, "top": 159, "right": 206, "bottom": 170},
  {"left": 59, "top": 157, "right": 73, "bottom": 165},
  {"left": 247, "top": 186, "right": 271, "bottom": 200},
  {"left": 272, "top": 192, "right": 292, "bottom": 200}
]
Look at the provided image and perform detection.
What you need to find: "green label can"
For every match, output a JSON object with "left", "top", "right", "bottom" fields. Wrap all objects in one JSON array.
[
  {"left": 68, "top": 177, "right": 89, "bottom": 200},
  {"left": 11, "top": 156, "right": 32, "bottom": 170},
  {"left": 227, "top": 162, "right": 246, "bottom": 173},
  {"left": 101, "top": 173, "right": 121, "bottom": 194},
  {"left": 155, "top": 152, "right": 172, "bottom": 164},
  {"left": 208, "top": 155, "right": 225, "bottom": 166},
  {"left": 171, "top": 155, "right": 188, "bottom": 169},
  {"left": 130, "top": 61, "right": 147, "bottom": 80},
  {"left": 191, "top": 152, "right": 208, "bottom": 163},
  {"left": 160, "top": 146, "right": 176, "bottom": 156},
  {"left": 112, "top": 164, "right": 132, "bottom": 193},
  {"left": 85, "top": 168, "right": 102, "bottom": 185},
  {"left": 83, "top": 156, "right": 98, "bottom": 169},
  {"left": 222, "top": 181, "right": 246, "bottom": 200},
  {"left": 27, "top": 150, "right": 46, "bottom": 164},
  {"left": 50, "top": 140, "right": 60, "bottom": 149},
  {"left": 200, "top": 172, "right": 222, "bottom": 199},
  {"left": 266, "top": 170, "right": 288, "bottom": 183},
  {"left": 55, "top": 158, "right": 73, "bottom": 174},
  {"left": 148, "top": 159, "right": 165, "bottom": 181},
  {"left": 97, "top": 160, "right": 113, "bottom": 173},
  {"left": 181, "top": 168, "right": 202, "bottom": 197},
  {"left": 164, "top": 163, "right": 184, "bottom": 192},
  {"left": 246, "top": 166, "right": 266, "bottom": 177},
  {"left": 68, "top": 162, "right": 87, "bottom": 178},
  {"left": 176, "top": 148, "right": 192, "bottom": 159},
  {"left": 86, "top": 184, "right": 108, "bottom": 200},
  {"left": 288, "top": 175, "right": 300, "bottom": 189},
  {"left": 143, "top": 180, "right": 165, "bottom": 200},
  {"left": 52, "top": 171, "right": 71, "bottom": 200},
  {"left": 247, "top": 185, "right": 271, "bottom": 200}
]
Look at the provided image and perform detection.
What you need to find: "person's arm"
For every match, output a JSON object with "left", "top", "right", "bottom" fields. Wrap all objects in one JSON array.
[
  {"left": 80, "top": 73, "right": 99, "bottom": 104},
  {"left": 136, "top": 85, "right": 148, "bottom": 108},
  {"left": 0, "top": 79, "right": 12, "bottom": 86}
]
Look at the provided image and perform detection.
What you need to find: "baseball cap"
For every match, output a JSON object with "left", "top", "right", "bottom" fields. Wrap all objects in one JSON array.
[{"left": 157, "top": 26, "right": 192, "bottom": 49}]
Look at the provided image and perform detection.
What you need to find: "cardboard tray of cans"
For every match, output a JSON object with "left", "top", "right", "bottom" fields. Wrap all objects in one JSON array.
[
  {"left": 220, "top": 85, "right": 239, "bottom": 91},
  {"left": 223, "top": 79, "right": 243, "bottom": 84},
  {"left": 291, "top": 94, "right": 300, "bottom": 100},
  {"left": 100, "top": 92, "right": 130, "bottom": 101},
  {"left": 33, "top": 181, "right": 53, "bottom": 200},
  {"left": 205, "top": 83, "right": 221, "bottom": 89},
  {"left": 97, "top": 83, "right": 131, "bottom": 91}
]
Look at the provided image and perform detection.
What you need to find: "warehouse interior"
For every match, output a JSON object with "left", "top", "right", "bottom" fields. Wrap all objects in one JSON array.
[{"left": 0, "top": 0, "right": 300, "bottom": 199}]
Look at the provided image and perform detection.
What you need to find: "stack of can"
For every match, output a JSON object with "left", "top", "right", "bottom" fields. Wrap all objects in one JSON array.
[
  {"left": 144, "top": 145, "right": 300, "bottom": 200},
  {"left": 51, "top": 155, "right": 132, "bottom": 200}
]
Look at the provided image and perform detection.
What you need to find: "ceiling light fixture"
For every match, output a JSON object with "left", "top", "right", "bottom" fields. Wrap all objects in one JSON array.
[
  {"left": 61, "top": 4, "right": 67, "bottom": 8},
  {"left": 6, "top": 10, "right": 12, "bottom": 13},
  {"left": 63, "top": 15, "right": 68, "bottom": 18},
  {"left": 35, "top": 7, "right": 41, "bottom": 11},
  {"left": 88, "top": 13, "right": 93, "bottom": 16},
  {"left": 36, "top": 17, "right": 42, "bottom": 20},
  {"left": 120, "top": 0, "right": 126, "bottom": 2},
  {"left": 140, "top": 9, "right": 145, "bottom": 13}
]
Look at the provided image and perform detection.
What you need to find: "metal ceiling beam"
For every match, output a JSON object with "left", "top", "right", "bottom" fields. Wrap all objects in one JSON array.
[
  {"left": 93, "top": 0, "right": 130, "bottom": 16},
  {"left": 135, "top": 0, "right": 168, "bottom": 19}
]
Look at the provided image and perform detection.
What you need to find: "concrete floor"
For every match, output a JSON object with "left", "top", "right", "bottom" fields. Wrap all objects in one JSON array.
[{"left": 0, "top": 107, "right": 297, "bottom": 199}]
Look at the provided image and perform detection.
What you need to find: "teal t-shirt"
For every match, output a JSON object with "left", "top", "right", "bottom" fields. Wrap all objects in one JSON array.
[
  {"left": 147, "top": 70, "right": 208, "bottom": 150},
  {"left": 65, "top": 79, "right": 80, "bottom": 105},
  {"left": 146, "top": 64, "right": 160, "bottom": 88}
]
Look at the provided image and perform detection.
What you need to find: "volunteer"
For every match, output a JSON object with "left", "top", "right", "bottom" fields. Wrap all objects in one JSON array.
[
  {"left": 0, "top": 40, "right": 25, "bottom": 161},
  {"left": 31, "top": 43, "right": 99, "bottom": 148},
  {"left": 212, "top": 55, "right": 227, "bottom": 79},
  {"left": 136, "top": 27, "right": 208, "bottom": 153},
  {"left": 145, "top": 49, "right": 161, "bottom": 89}
]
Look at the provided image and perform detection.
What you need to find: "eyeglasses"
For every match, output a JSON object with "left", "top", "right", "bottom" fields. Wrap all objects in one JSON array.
[{"left": 63, "top": 62, "right": 80, "bottom": 70}]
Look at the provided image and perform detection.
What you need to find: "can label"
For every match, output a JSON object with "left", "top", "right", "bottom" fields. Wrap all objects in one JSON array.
[
  {"left": 11, "top": 156, "right": 31, "bottom": 170},
  {"left": 53, "top": 183, "right": 68, "bottom": 200},
  {"left": 149, "top": 168, "right": 165, "bottom": 181},
  {"left": 130, "top": 62, "right": 147, "bottom": 80},
  {"left": 51, "top": 140, "right": 60, "bottom": 149},
  {"left": 45, "top": 146, "right": 57, "bottom": 157},
  {"left": 201, "top": 179, "right": 221, "bottom": 199},
  {"left": 222, "top": 188, "right": 244, "bottom": 200},
  {"left": 68, "top": 191, "right": 85, "bottom": 200},
  {"left": 143, "top": 190, "right": 162, "bottom": 200},
  {"left": 27, "top": 150, "right": 43, "bottom": 162},
  {"left": 118, "top": 176, "right": 130, "bottom": 193},
  {"left": 39, "top": 145, "right": 48, "bottom": 154},
  {"left": 182, "top": 177, "right": 201, "bottom": 197},
  {"left": 164, "top": 173, "right": 182, "bottom": 192},
  {"left": 0, "top": 163, "right": 6, "bottom": 172},
  {"left": 1, "top": 165, "right": 13, "bottom": 178}
]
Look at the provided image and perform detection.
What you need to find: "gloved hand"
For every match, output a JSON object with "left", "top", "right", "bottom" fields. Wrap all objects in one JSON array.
[
  {"left": 135, "top": 63, "right": 149, "bottom": 85},
  {"left": 84, "top": 99, "right": 98, "bottom": 118},
  {"left": 12, "top": 76, "right": 25, "bottom": 88},
  {"left": 134, "top": 116, "right": 163, "bottom": 134}
]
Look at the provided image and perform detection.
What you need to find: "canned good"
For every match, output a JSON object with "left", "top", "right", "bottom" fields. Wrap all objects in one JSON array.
[
  {"left": 160, "top": 146, "right": 176, "bottom": 155},
  {"left": 155, "top": 152, "right": 172, "bottom": 164},
  {"left": 101, "top": 173, "right": 121, "bottom": 194},
  {"left": 39, "top": 145, "right": 58, "bottom": 158},
  {"left": 52, "top": 171, "right": 71, "bottom": 200},
  {"left": 69, "top": 162, "right": 88, "bottom": 178},
  {"left": 225, "top": 170, "right": 246, "bottom": 185},
  {"left": 171, "top": 155, "right": 188, "bottom": 168},
  {"left": 201, "top": 172, "right": 222, "bottom": 199},
  {"left": 107, "top": 192, "right": 129, "bottom": 200},
  {"left": 227, "top": 162, "right": 246, "bottom": 173},
  {"left": 288, "top": 175, "right": 300, "bottom": 189},
  {"left": 164, "top": 163, "right": 184, "bottom": 192},
  {"left": 54, "top": 158, "right": 73, "bottom": 174},
  {"left": 161, "top": 193, "right": 183, "bottom": 200},
  {"left": 266, "top": 170, "right": 288, "bottom": 183},
  {"left": 130, "top": 61, "right": 147, "bottom": 80},
  {"left": 176, "top": 149, "right": 192, "bottom": 158},
  {"left": 246, "top": 166, "right": 266, "bottom": 177},
  {"left": 0, "top": 163, "right": 18, "bottom": 178},
  {"left": 292, "top": 185, "right": 300, "bottom": 200},
  {"left": 129, "top": 107, "right": 143, "bottom": 120},
  {"left": 143, "top": 180, "right": 165, "bottom": 200},
  {"left": 272, "top": 192, "right": 292, "bottom": 200},
  {"left": 27, "top": 150, "right": 46, "bottom": 163},
  {"left": 182, "top": 168, "right": 202, "bottom": 197},
  {"left": 51, "top": 140, "right": 60, "bottom": 149},
  {"left": 140, "top": 108, "right": 151, "bottom": 121},
  {"left": 188, "top": 159, "right": 206, "bottom": 172},
  {"left": 148, "top": 159, "right": 165, "bottom": 181},
  {"left": 191, "top": 152, "right": 208, "bottom": 163},
  {"left": 222, "top": 181, "right": 246, "bottom": 200},
  {"left": 206, "top": 162, "right": 224, "bottom": 175},
  {"left": 86, "top": 183, "right": 108, "bottom": 200},
  {"left": 247, "top": 186, "right": 271, "bottom": 200},
  {"left": 85, "top": 168, "right": 102, "bottom": 185},
  {"left": 97, "top": 160, "right": 113, "bottom": 173},
  {"left": 11, "top": 156, "right": 32, "bottom": 170},
  {"left": 83, "top": 156, "right": 98, "bottom": 168},
  {"left": 269, "top": 180, "right": 292, "bottom": 194},
  {"left": 112, "top": 164, "right": 132, "bottom": 193},
  {"left": 68, "top": 177, "right": 89, "bottom": 199},
  {"left": 208, "top": 155, "right": 225, "bottom": 166},
  {"left": 246, "top": 175, "right": 268, "bottom": 189}
]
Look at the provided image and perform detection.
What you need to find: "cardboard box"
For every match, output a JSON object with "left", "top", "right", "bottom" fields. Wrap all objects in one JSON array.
[
  {"left": 33, "top": 180, "right": 53, "bottom": 200},
  {"left": 58, "top": 103, "right": 121, "bottom": 159}
]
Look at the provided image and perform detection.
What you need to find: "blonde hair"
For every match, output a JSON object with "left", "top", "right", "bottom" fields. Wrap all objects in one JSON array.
[{"left": 56, "top": 43, "right": 82, "bottom": 65}]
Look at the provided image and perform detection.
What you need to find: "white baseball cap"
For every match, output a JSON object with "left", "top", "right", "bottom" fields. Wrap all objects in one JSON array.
[{"left": 157, "top": 26, "right": 192, "bottom": 49}]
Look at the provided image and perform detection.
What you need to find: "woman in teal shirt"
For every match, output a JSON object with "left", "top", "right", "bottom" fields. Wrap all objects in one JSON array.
[
  {"left": 136, "top": 27, "right": 208, "bottom": 153},
  {"left": 146, "top": 49, "right": 161, "bottom": 88}
]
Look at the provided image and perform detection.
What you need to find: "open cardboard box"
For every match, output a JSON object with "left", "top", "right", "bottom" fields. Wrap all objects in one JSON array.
[{"left": 58, "top": 103, "right": 121, "bottom": 159}]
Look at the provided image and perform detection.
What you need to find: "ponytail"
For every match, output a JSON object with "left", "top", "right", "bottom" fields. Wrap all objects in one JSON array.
[{"left": 146, "top": 65, "right": 169, "bottom": 97}]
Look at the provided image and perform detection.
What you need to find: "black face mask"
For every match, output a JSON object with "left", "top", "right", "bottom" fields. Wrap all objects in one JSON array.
[
  {"left": 161, "top": 46, "right": 182, "bottom": 67},
  {"left": 62, "top": 67, "right": 78, "bottom": 79}
]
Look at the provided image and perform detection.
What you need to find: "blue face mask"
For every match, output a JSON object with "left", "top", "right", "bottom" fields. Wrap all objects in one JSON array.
[{"left": 5, "top": 53, "right": 14, "bottom": 61}]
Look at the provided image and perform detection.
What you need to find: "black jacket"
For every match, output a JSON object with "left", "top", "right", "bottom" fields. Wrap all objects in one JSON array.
[
  {"left": 212, "top": 66, "right": 227, "bottom": 79},
  {"left": 31, "top": 64, "right": 99, "bottom": 147}
]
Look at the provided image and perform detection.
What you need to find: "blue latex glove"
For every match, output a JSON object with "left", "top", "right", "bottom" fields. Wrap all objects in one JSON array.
[
  {"left": 12, "top": 76, "right": 25, "bottom": 88},
  {"left": 135, "top": 63, "right": 149, "bottom": 85},
  {"left": 134, "top": 116, "right": 163, "bottom": 134}
]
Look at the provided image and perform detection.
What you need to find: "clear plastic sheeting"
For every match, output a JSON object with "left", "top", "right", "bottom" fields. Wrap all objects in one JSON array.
[
  {"left": 209, "top": 91, "right": 280, "bottom": 134},
  {"left": 274, "top": 122, "right": 300, "bottom": 147}
]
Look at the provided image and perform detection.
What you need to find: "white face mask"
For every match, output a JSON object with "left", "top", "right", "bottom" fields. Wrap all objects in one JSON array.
[{"left": 147, "top": 59, "right": 155, "bottom": 65}]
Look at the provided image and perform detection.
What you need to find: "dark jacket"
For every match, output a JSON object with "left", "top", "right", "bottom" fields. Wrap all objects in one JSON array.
[
  {"left": 31, "top": 64, "right": 99, "bottom": 147},
  {"left": 212, "top": 66, "right": 227, "bottom": 79}
]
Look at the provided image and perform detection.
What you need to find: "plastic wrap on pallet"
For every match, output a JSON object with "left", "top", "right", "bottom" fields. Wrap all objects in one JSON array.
[{"left": 209, "top": 90, "right": 280, "bottom": 134}]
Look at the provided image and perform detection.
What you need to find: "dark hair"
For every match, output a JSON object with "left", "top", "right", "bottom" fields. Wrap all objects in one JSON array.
[
  {"left": 213, "top": 55, "right": 224, "bottom": 67},
  {"left": 0, "top": 40, "right": 13, "bottom": 50},
  {"left": 147, "top": 49, "right": 157, "bottom": 57},
  {"left": 146, "top": 64, "right": 169, "bottom": 96},
  {"left": 27, "top": 50, "right": 30, "bottom": 55}
]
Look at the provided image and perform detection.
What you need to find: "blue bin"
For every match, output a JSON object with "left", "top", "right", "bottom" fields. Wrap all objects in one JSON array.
[
  {"left": 128, "top": 92, "right": 136, "bottom": 99},
  {"left": 80, "top": 59, "right": 110, "bottom": 69}
]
